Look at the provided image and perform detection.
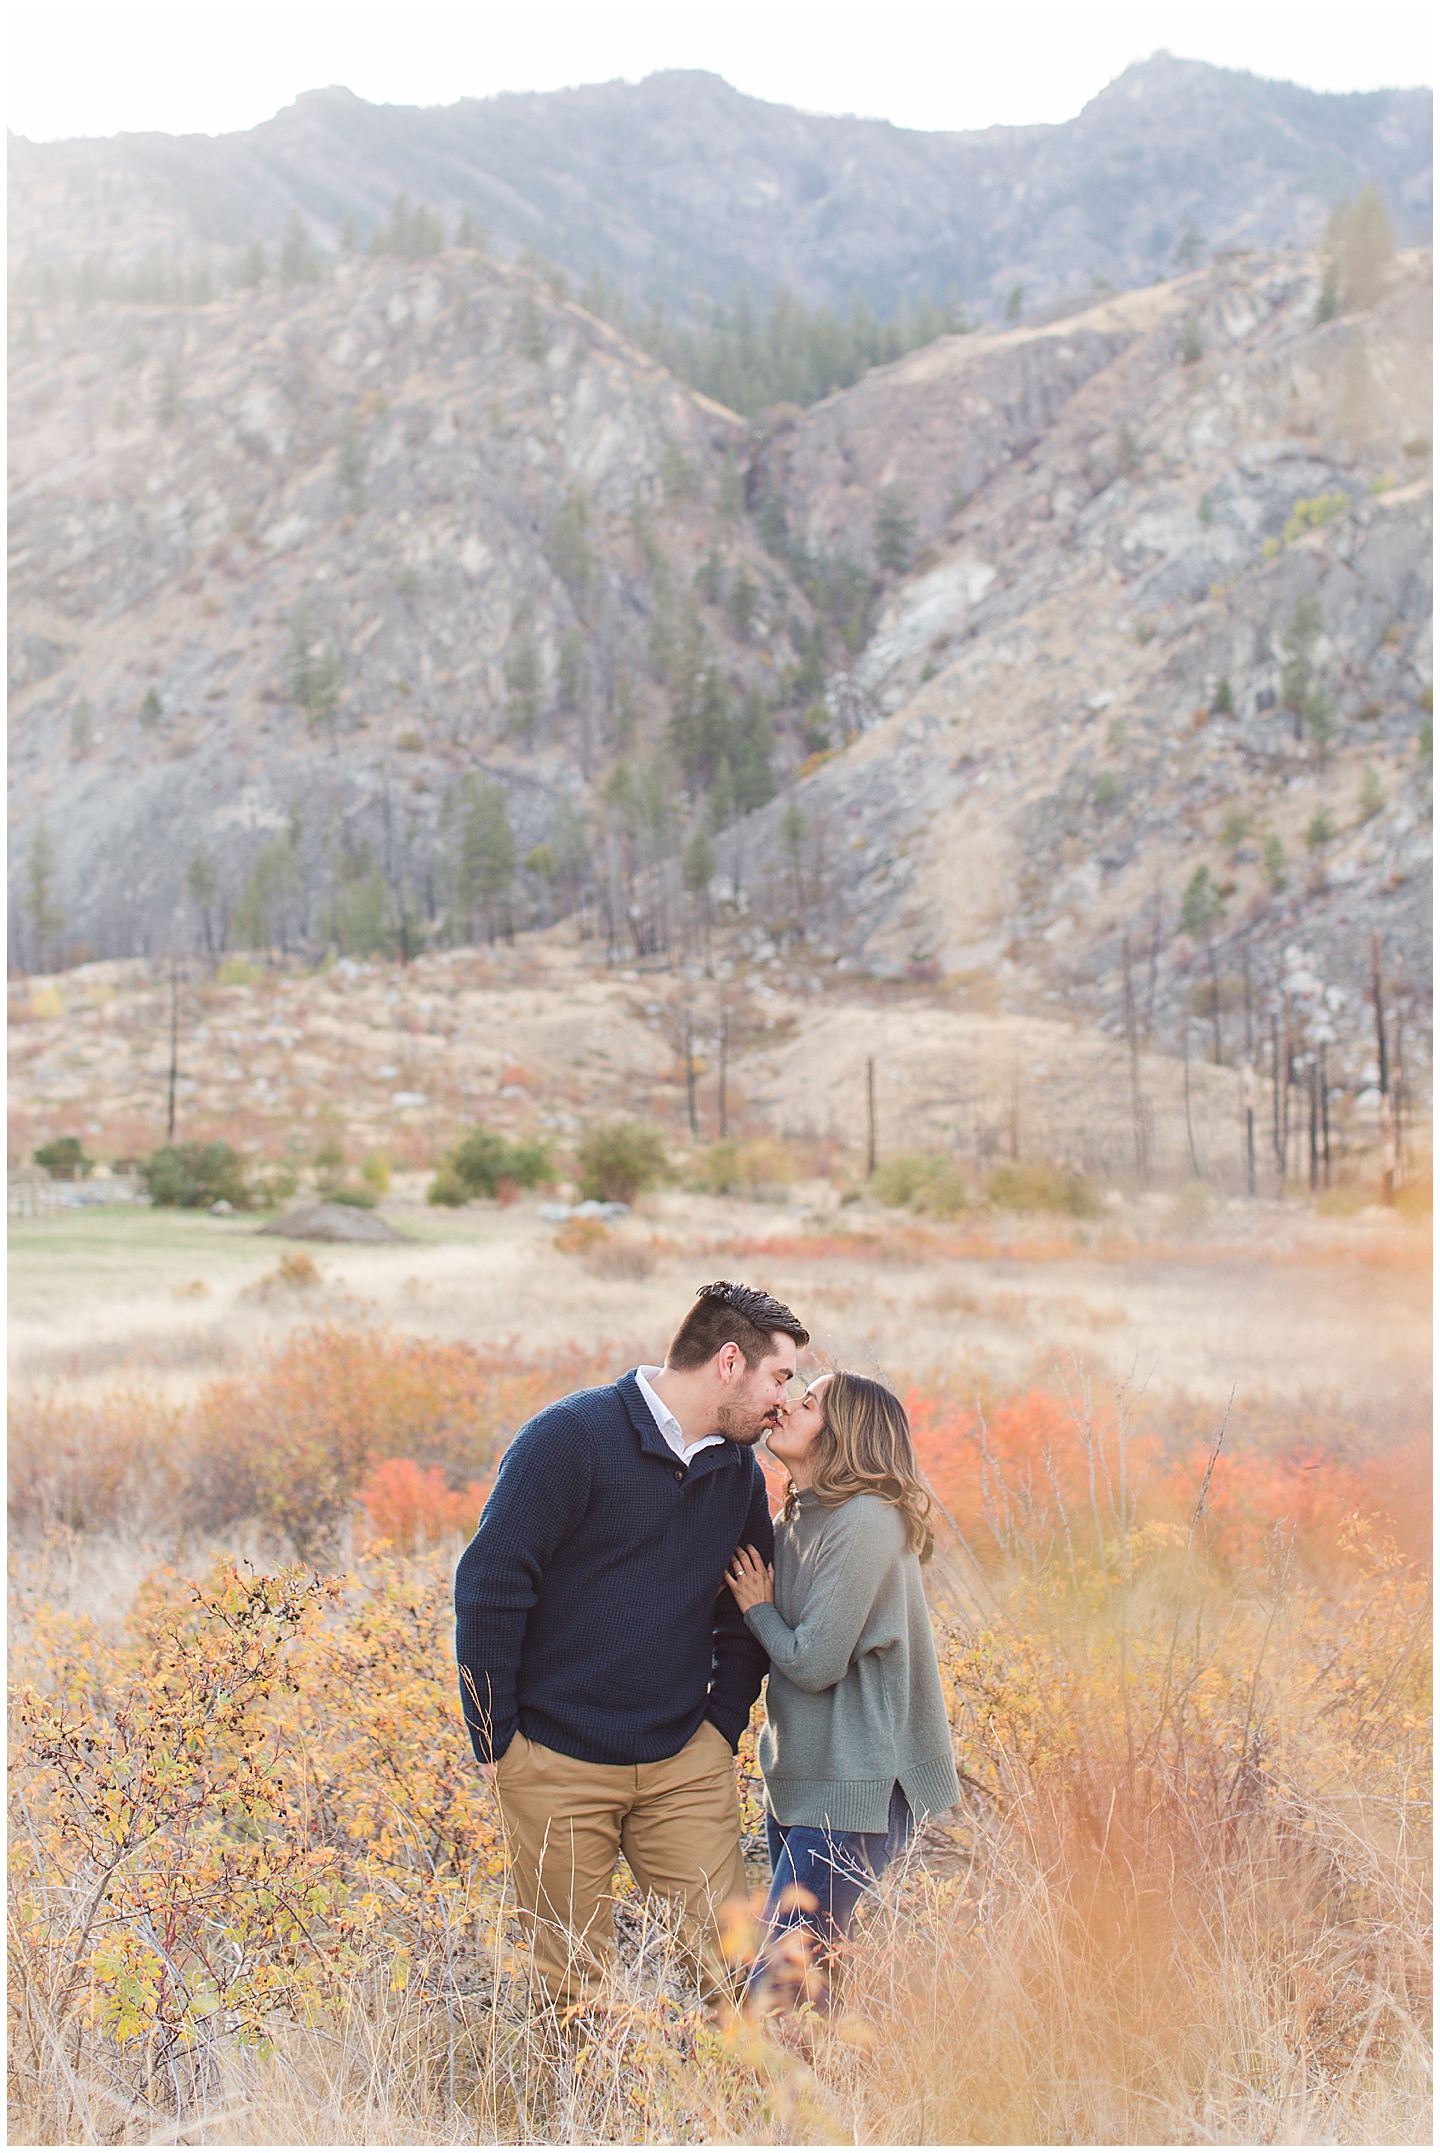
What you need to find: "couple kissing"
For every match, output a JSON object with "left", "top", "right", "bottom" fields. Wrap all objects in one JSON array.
[{"left": 454, "top": 1279, "right": 959, "bottom": 2015}]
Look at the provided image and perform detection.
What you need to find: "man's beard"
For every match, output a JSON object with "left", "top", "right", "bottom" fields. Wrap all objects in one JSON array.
[{"left": 715, "top": 1394, "right": 777, "bottom": 1448}]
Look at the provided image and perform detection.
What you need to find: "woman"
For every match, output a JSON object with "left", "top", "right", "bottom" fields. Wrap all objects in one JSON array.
[{"left": 726, "top": 1371, "right": 959, "bottom": 2011}]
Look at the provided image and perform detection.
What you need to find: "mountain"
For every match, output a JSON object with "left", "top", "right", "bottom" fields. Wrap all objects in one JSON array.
[
  {"left": 9, "top": 58, "right": 1432, "bottom": 321},
  {"left": 8, "top": 249, "right": 790, "bottom": 963},
  {"left": 9, "top": 217, "right": 1432, "bottom": 1115},
  {"left": 740, "top": 250, "right": 1433, "bottom": 1065}
]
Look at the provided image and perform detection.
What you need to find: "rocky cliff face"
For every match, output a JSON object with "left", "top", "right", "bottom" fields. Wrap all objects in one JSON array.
[
  {"left": 738, "top": 250, "right": 1432, "bottom": 1089},
  {"left": 8, "top": 239, "right": 1433, "bottom": 1107},
  {"left": 9, "top": 58, "right": 1431, "bottom": 319},
  {"left": 9, "top": 251, "right": 803, "bottom": 962}
]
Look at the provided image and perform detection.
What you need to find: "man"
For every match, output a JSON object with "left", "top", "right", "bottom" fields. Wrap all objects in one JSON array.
[{"left": 455, "top": 1279, "right": 809, "bottom": 2009}]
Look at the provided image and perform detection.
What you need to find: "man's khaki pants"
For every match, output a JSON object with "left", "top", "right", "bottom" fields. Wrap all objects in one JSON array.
[{"left": 493, "top": 1719, "right": 747, "bottom": 2009}]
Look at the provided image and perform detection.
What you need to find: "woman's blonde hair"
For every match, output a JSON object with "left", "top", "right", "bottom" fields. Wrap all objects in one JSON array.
[{"left": 784, "top": 1371, "right": 933, "bottom": 1559}]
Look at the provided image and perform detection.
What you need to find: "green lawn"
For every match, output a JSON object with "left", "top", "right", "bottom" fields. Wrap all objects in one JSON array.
[{"left": 7, "top": 1200, "right": 524, "bottom": 1320}]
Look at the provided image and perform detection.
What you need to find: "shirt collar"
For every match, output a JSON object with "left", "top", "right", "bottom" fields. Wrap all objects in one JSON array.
[{"left": 636, "top": 1365, "right": 725, "bottom": 1463}]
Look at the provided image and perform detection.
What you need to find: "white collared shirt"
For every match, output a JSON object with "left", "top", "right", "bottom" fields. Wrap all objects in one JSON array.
[{"left": 636, "top": 1365, "right": 726, "bottom": 1466}]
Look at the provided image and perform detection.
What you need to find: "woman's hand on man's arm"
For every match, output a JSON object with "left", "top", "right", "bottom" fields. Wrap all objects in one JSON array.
[{"left": 725, "top": 1543, "right": 775, "bottom": 1611}]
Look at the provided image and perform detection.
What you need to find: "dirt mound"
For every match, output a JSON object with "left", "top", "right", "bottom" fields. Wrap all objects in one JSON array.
[{"left": 258, "top": 1203, "right": 409, "bottom": 1244}]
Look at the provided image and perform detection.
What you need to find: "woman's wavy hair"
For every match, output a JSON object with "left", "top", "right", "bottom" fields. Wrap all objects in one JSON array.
[{"left": 783, "top": 1371, "right": 933, "bottom": 1560}]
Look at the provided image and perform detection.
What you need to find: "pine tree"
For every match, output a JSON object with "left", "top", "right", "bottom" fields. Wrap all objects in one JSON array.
[
  {"left": 1179, "top": 865, "right": 1224, "bottom": 941},
  {"left": 279, "top": 213, "right": 320, "bottom": 288},
  {"left": 454, "top": 207, "right": 487, "bottom": 251},
  {"left": 637, "top": 752, "right": 678, "bottom": 859},
  {"left": 335, "top": 414, "right": 365, "bottom": 512},
  {"left": 727, "top": 567, "right": 758, "bottom": 642},
  {"left": 1305, "top": 806, "right": 1335, "bottom": 853},
  {"left": 1280, "top": 594, "right": 1324, "bottom": 743},
  {"left": 285, "top": 608, "right": 342, "bottom": 734},
  {"left": 547, "top": 493, "right": 594, "bottom": 599},
  {"left": 732, "top": 687, "right": 776, "bottom": 814},
  {"left": 1005, "top": 284, "right": 1024, "bottom": 322},
  {"left": 231, "top": 832, "right": 300, "bottom": 952},
  {"left": 683, "top": 827, "right": 717, "bottom": 895},
  {"left": 456, "top": 779, "right": 516, "bottom": 940},
  {"left": 558, "top": 628, "right": 584, "bottom": 709},
  {"left": 1173, "top": 222, "right": 1205, "bottom": 271},
  {"left": 186, "top": 840, "right": 219, "bottom": 953},
  {"left": 873, "top": 488, "right": 915, "bottom": 574},
  {"left": 611, "top": 669, "right": 637, "bottom": 749},
  {"left": 69, "top": 697, "right": 93, "bottom": 755},
  {"left": 646, "top": 596, "right": 676, "bottom": 684},
  {"left": 695, "top": 543, "right": 724, "bottom": 604},
  {"left": 518, "top": 288, "right": 548, "bottom": 362},
  {"left": 367, "top": 193, "right": 443, "bottom": 261},
  {"left": 504, "top": 628, "right": 541, "bottom": 735},
  {"left": 327, "top": 848, "right": 390, "bottom": 957},
  {"left": 708, "top": 758, "right": 736, "bottom": 832},
  {"left": 780, "top": 797, "right": 807, "bottom": 918},
  {"left": 552, "top": 798, "right": 591, "bottom": 909},
  {"left": 27, "top": 818, "right": 63, "bottom": 971}
]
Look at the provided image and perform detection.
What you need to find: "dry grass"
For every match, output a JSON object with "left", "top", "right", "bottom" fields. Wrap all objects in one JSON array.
[{"left": 7, "top": 1334, "right": 1431, "bottom": 2145}]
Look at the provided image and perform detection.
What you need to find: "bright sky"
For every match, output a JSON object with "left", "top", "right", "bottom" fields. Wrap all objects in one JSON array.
[{"left": 7, "top": 0, "right": 1433, "bottom": 143}]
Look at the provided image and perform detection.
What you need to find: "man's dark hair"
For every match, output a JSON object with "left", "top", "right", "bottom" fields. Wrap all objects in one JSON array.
[{"left": 666, "top": 1281, "right": 809, "bottom": 1371}]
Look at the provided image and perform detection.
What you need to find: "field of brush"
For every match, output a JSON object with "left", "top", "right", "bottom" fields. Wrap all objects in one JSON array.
[{"left": 8, "top": 1176, "right": 1432, "bottom": 2143}]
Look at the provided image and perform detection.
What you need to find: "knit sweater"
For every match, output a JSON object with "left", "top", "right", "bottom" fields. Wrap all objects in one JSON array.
[
  {"left": 454, "top": 1371, "right": 773, "bottom": 1767},
  {"left": 743, "top": 1488, "right": 961, "bottom": 1833}
]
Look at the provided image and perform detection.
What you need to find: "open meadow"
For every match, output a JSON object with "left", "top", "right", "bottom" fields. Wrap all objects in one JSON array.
[
  {"left": 6, "top": 42, "right": 1433, "bottom": 2140},
  {"left": 8, "top": 951, "right": 1429, "bottom": 2144}
]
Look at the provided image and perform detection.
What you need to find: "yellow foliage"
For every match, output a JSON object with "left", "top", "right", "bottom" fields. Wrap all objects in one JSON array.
[
  {"left": 1284, "top": 490, "right": 1349, "bottom": 542},
  {"left": 7, "top": 1364, "right": 1431, "bottom": 2143}
]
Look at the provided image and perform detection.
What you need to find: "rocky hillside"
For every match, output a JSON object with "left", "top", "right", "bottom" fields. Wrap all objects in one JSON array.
[
  {"left": 8, "top": 236, "right": 1433, "bottom": 1115},
  {"left": 740, "top": 248, "right": 1433, "bottom": 1089},
  {"left": 9, "top": 248, "right": 808, "bottom": 963},
  {"left": 9, "top": 58, "right": 1432, "bottom": 320}
]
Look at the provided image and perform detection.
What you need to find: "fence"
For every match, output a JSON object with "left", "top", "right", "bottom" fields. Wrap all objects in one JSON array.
[{"left": 8, "top": 1170, "right": 145, "bottom": 1217}]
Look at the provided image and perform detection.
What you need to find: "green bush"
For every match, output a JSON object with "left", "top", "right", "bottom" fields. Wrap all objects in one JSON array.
[
  {"left": 428, "top": 1125, "right": 551, "bottom": 1205},
  {"left": 326, "top": 1185, "right": 378, "bottom": 1209},
  {"left": 142, "top": 1141, "right": 250, "bottom": 1210},
  {"left": 871, "top": 1152, "right": 969, "bottom": 1219},
  {"left": 576, "top": 1121, "right": 669, "bottom": 1204},
  {"left": 427, "top": 1161, "right": 469, "bottom": 1208},
  {"left": 694, "top": 1138, "right": 798, "bottom": 1196},
  {"left": 34, "top": 1136, "right": 92, "bottom": 1181},
  {"left": 988, "top": 1161, "right": 1101, "bottom": 1219},
  {"left": 250, "top": 1163, "right": 298, "bottom": 1209}
]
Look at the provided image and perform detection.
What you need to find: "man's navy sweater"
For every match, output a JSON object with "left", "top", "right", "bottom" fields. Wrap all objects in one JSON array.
[{"left": 454, "top": 1370, "right": 774, "bottom": 1767}]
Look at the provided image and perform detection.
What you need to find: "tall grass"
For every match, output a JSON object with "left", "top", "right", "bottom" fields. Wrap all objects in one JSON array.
[{"left": 8, "top": 1346, "right": 1431, "bottom": 2143}]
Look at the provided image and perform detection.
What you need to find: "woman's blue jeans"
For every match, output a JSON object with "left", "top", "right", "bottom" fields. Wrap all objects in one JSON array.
[{"left": 748, "top": 1783, "right": 914, "bottom": 2009}]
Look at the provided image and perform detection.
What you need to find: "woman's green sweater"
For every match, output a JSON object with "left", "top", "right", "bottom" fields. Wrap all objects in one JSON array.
[{"left": 742, "top": 1487, "right": 961, "bottom": 1833}]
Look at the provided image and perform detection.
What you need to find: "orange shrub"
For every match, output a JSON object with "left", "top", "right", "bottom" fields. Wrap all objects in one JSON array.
[
  {"left": 8, "top": 1328, "right": 636, "bottom": 1557},
  {"left": 908, "top": 1385, "right": 1161, "bottom": 1558},
  {"left": 907, "top": 1377, "right": 1429, "bottom": 1579},
  {"left": 188, "top": 1324, "right": 628, "bottom": 1556},
  {"left": 359, "top": 1458, "right": 489, "bottom": 1549}
]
